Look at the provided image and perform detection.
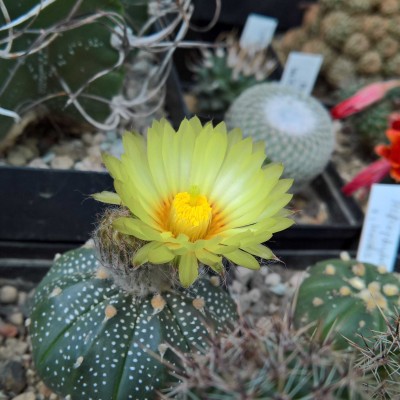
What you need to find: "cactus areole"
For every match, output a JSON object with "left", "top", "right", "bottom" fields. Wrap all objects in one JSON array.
[
  {"left": 294, "top": 258, "right": 400, "bottom": 349},
  {"left": 29, "top": 246, "right": 238, "bottom": 399}
]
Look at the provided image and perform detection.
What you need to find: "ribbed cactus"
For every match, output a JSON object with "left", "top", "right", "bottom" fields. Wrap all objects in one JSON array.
[
  {"left": 0, "top": 0, "right": 126, "bottom": 145},
  {"left": 29, "top": 206, "right": 238, "bottom": 399},
  {"left": 294, "top": 257, "right": 400, "bottom": 349},
  {"left": 191, "top": 32, "right": 277, "bottom": 116},
  {"left": 29, "top": 244, "right": 237, "bottom": 399},
  {"left": 165, "top": 315, "right": 369, "bottom": 399},
  {"left": 225, "top": 82, "right": 335, "bottom": 191}
]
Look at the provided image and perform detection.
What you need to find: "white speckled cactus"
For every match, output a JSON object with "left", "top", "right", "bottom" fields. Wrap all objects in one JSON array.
[
  {"left": 29, "top": 218, "right": 238, "bottom": 399},
  {"left": 225, "top": 82, "right": 335, "bottom": 191},
  {"left": 294, "top": 256, "right": 400, "bottom": 349}
]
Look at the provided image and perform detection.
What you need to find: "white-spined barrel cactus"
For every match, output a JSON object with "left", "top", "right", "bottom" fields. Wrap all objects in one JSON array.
[
  {"left": 294, "top": 257, "right": 400, "bottom": 349},
  {"left": 225, "top": 82, "right": 334, "bottom": 192},
  {"left": 29, "top": 242, "right": 237, "bottom": 399}
]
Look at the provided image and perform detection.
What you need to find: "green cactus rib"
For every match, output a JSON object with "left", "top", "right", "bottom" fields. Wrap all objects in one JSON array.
[
  {"left": 0, "top": 0, "right": 125, "bottom": 142},
  {"left": 294, "top": 258, "right": 400, "bottom": 349},
  {"left": 29, "top": 247, "right": 238, "bottom": 399}
]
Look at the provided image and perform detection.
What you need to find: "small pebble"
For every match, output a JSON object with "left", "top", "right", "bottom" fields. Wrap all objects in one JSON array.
[
  {"left": 0, "top": 322, "right": 18, "bottom": 338},
  {"left": 92, "top": 132, "right": 106, "bottom": 145},
  {"left": 82, "top": 132, "right": 94, "bottom": 145},
  {"left": 50, "top": 155, "right": 74, "bottom": 170},
  {"left": 0, "top": 360, "right": 27, "bottom": 394},
  {"left": 235, "top": 267, "right": 254, "bottom": 285},
  {"left": 8, "top": 312, "right": 24, "bottom": 327},
  {"left": 6, "top": 149, "right": 27, "bottom": 166},
  {"left": 27, "top": 158, "right": 49, "bottom": 169},
  {"left": 0, "top": 286, "right": 18, "bottom": 304},
  {"left": 264, "top": 272, "right": 282, "bottom": 286},
  {"left": 269, "top": 283, "right": 287, "bottom": 296},
  {"left": 11, "top": 393, "right": 35, "bottom": 400}
]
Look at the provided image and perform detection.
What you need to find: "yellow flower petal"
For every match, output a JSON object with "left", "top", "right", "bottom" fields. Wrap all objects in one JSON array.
[
  {"left": 113, "top": 217, "right": 165, "bottom": 241},
  {"left": 179, "top": 253, "right": 199, "bottom": 287},
  {"left": 92, "top": 191, "right": 122, "bottom": 205},
  {"left": 241, "top": 244, "right": 274, "bottom": 260},
  {"left": 225, "top": 249, "right": 260, "bottom": 270}
]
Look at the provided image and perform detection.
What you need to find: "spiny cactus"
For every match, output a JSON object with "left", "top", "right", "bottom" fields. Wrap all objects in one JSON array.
[
  {"left": 293, "top": 256, "right": 400, "bottom": 349},
  {"left": 164, "top": 314, "right": 370, "bottom": 399},
  {"left": 190, "top": 32, "right": 278, "bottom": 116},
  {"left": 351, "top": 313, "right": 400, "bottom": 399},
  {"left": 278, "top": 1, "right": 400, "bottom": 88},
  {"left": 338, "top": 83, "right": 400, "bottom": 147},
  {"left": 225, "top": 82, "right": 334, "bottom": 191}
]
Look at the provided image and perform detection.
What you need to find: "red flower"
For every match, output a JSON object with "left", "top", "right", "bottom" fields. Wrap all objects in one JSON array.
[
  {"left": 331, "top": 80, "right": 400, "bottom": 119},
  {"left": 375, "top": 128, "right": 400, "bottom": 182},
  {"left": 342, "top": 158, "right": 391, "bottom": 196},
  {"left": 342, "top": 121, "right": 400, "bottom": 195}
]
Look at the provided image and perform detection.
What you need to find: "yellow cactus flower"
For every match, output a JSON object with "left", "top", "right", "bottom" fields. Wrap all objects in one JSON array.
[{"left": 94, "top": 117, "right": 294, "bottom": 287}]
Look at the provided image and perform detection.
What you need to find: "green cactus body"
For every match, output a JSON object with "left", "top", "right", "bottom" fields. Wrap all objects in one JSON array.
[
  {"left": 191, "top": 33, "right": 277, "bottom": 116},
  {"left": 294, "top": 258, "right": 400, "bottom": 349},
  {"left": 321, "top": 11, "right": 357, "bottom": 49},
  {"left": 29, "top": 247, "right": 238, "bottom": 399},
  {"left": 225, "top": 82, "right": 334, "bottom": 191},
  {"left": 0, "top": 0, "right": 125, "bottom": 143}
]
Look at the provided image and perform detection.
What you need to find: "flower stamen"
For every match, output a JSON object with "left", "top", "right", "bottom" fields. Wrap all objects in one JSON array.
[{"left": 168, "top": 186, "right": 212, "bottom": 241}]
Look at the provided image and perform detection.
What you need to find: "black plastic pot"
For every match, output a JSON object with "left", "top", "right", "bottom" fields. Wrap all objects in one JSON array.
[{"left": 190, "top": 0, "right": 315, "bottom": 33}]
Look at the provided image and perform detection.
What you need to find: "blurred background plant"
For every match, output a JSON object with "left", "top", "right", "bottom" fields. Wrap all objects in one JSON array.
[
  {"left": 0, "top": 0, "right": 193, "bottom": 151},
  {"left": 277, "top": 1, "right": 400, "bottom": 90},
  {"left": 188, "top": 31, "right": 278, "bottom": 117}
]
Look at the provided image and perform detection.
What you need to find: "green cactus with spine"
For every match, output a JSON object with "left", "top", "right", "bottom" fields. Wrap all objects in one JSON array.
[
  {"left": 29, "top": 208, "right": 238, "bottom": 399},
  {"left": 352, "top": 314, "right": 400, "bottom": 399},
  {"left": 191, "top": 33, "right": 278, "bottom": 116},
  {"left": 225, "top": 82, "right": 335, "bottom": 192},
  {"left": 293, "top": 257, "right": 400, "bottom": 350},
  {"left": 165, "top": 314, "right": 370, "bottom": 399},
  {"left": 338, "top": 84, "right": 400, "bottom": 147}
]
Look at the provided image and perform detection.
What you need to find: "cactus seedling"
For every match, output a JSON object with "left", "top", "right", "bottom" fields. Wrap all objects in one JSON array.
[{"left": 294, "top": 257, "right": 400, "bottom": 349}]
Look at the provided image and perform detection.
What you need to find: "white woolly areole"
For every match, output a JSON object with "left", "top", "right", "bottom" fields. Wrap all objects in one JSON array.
[{"left": 263, "top": 95, "right": 317, "bottom": 137}]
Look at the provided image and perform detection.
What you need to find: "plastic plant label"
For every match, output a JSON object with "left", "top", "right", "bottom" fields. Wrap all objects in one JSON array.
[
  {"left": 357, "top": 184, "right": 400, "bottom": 272},
  {"left": 239, "top": 14, "right": 278, "bottom": 51},
  {"left": 280, "top": 52, "right": 323, "bottom": 95}
]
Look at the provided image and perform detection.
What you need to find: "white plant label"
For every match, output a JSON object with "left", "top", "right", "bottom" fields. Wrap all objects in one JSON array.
[
  {"left": 357, "top": 184, "right": 400, "bottom": 272},
  {"left": 280, "top": 52, "right": 323, "bottom": 95},
  {"left": 239, "top": 14, "right": 278, "bottom": 51}
]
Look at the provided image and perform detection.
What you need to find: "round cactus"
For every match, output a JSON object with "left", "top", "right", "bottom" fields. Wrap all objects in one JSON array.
[
  {"left": 294, "top": 257, "right": 400, "bottom": 349},
  {"left": 29, "top": 245, "right": 238, "bottom": 399},
  {"left": 225, "top": 82, "right": 335, "bottom": 191}
]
